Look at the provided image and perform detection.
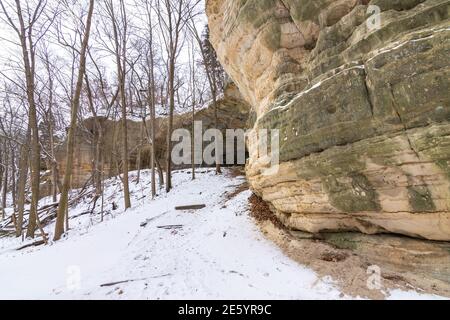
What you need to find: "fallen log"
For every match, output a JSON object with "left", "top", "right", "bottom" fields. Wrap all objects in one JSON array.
[
  {"left": 140, "top": 211, "right": 169, "bottom": 227},
  {"left": 100, "top": 278, "right": 146, "bottom": 287},
  {"left": 39, "top": 202, "right": 59, "bottom": 211},
  {"left": 157, "top": 225, "right": 183, "bottom": 230},
  {"left": 16, "top": 240, "right": 46, "bottom": 251},
  {"left": 69, "top": 211, "right": 92, "bottom": 220},
  {"left": 0, "top": 229, "right": 15, "bottom": 238},
  {"left": 175, "top": 204, "right": 206, "bottom": 211}
]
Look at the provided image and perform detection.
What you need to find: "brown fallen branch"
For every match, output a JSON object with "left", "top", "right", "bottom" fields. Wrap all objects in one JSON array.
[
  {"left": 39, "top": 202, "right": 59, "bottom": 211},
  {"left": 69, "top": 211, "right": 92, "bottom": 220},
  {"left": 89, "top": 194, "right": 100, "bottom": 215},
  {"left": 140, "top": 211, "right": 170, "bottom": 227},
  {"left": 0, "top": 229, "right": 15, "bottom": 239},
  {"left": 100, "top": 278, "right": 146, "bottom": 287},
  {"left": 16, "top": 240, "right": 46, "bottom": 251},
  {"left": 157, "top": 225, "right": 183, "bottom": 230},
  {"left": 1, "top": 193, "right": 90, "bottom": 236},
  {"left": 0, "top": 174, "right": 95, "bottom": 237},
  {"left": 175, "top": 204, "right": 206, "bottom": 211},
  {"left": 0, "top": 203, "right": 58, "bottom": 231}
]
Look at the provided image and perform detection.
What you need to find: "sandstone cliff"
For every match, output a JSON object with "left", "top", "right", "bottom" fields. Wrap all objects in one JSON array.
[
  {"left": 44, "top": 82, "right": 250, "bottom": 193},
  {"left": 207, "top": 0, "right": 450, "bottom": 240}
]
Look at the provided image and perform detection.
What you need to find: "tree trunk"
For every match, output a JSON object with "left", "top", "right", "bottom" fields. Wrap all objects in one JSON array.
[
  {"left": 100, "top": 156, "right": 105, "bottom": 222},
  {"left": 10, "top": 144, "right": 17, "bottom": 211},
  {"left": 14, "top": 1, "right": 41, "bottom": 238},
  {"left": 149, "top": 59, "right": 156, "bottom": 199},
  {"left": 190, "top": 23, "right": 222, "bottom": 175},
  {"left": 109, "top": 0, "right": 131, "bottom": 210},
  {"left": 192, "top": 104, "right": 196, "bottom": 181},
  {"left": 51, "top": 160, "right": 59, "bottom": 202},
  {"left": 136, "top": 120, "right": 144, "bottom": 184},
  {"left": 165, "top": 58, "right": 175, "bottom": 193},
  {"left": 48, "top": 111, "right": 58, "bottom": 203},
  {"left": 150, "top": 104, "right": 156, "bottom": 198},
  {"left": 45, "top": 57, "right": 59, "bottom": 203},
  {"left": 16, "top": 127, "right": 30, "bottom": 237},
  {"left": 54, "top": 0, "right": 95, "bottom": 241},
  {"left": 214, "top": 98, "right": 222, "bottom": 175},
  {"left": 84, "top": 72, "right": 103, "bottom": 196},
  {"left": 119, "top": 63, "right": 131, "bottom": 210},
  {"left": 1, "top": 142, "right": 8, "bottom": 220},
  {"left": 156, "top": 158, "right": 164, "bottom": 188},
  {"left": 95, "top": 130, "right": 102, "bottom": 196},
  {"left": 190, "top": 41, "right": 196, "bottom": 181}
]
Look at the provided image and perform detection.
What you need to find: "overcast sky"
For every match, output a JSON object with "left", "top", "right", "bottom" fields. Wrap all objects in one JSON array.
[{"left": 0, "top": 0, "right": 208, "bottom": 85}]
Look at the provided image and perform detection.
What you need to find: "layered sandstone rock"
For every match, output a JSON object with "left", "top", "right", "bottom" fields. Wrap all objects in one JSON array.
[
  {"left": 43, "top": 82, "right": 250, "bottom": 193},
  {"left": 207, "top": 0, "right": 450, "bottom": 240}
]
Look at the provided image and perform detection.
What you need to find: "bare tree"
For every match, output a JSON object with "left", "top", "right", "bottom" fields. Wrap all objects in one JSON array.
[
  {"left": 39, "top": 48, "right": 61, "bottom": 203},
  {"left": 132, "top": 0, "right": 159, "bottom": 198},
  {"left": 188, "top": 40, "right": 196, "bottom": 180},
  {"left": 0, "top": 0, "right": 55, "bottom": 238},
  {"left": 103, "top": 0, "right": 131, "bottom": 209},
  {"left": 155, "top": 0, "right": 200, "bottom": 192},
  {"left": 84, "top": 44, "right": 120, "bottom": 221},
  {"left": 145, "top": 0, "right": 158, "bottom": 199},
  {"left": 188, "top": 21, "right": 226, "bottom": 175},
  {"left": 54, "top": 0, "right": 95, "bottom": 241},
  {"left": 0, "top": 140, "right": 8, "bottom": 220},
  {"left": 0, "top": 87, "right": 26, "bottom": 233}
]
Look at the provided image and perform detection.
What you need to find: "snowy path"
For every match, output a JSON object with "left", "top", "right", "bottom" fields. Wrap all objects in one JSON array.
[{"left": 0, "top": 170, "right": 444, "bottom": 299}]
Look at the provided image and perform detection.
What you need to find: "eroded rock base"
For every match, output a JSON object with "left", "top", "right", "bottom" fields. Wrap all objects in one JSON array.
[{"left": 250, "top": 194, "right": 450, "bottom": 299}]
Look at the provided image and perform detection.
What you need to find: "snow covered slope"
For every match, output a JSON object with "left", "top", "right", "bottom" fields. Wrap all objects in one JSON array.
[{"left": 0, "top": 170, "right": 445, "bottom": 300}]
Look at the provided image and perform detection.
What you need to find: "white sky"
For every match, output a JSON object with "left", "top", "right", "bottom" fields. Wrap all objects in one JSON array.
[
  {"left": 0, "top": 0, "right": 208, "bottom": 92},
  {"left": 0, "top": 0, "right": 209, "bottom": 124}
]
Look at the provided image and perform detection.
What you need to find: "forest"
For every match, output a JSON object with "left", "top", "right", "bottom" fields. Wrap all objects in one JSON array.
[{"left": 0, "top": 0, "right": 227, "bottom": 242}]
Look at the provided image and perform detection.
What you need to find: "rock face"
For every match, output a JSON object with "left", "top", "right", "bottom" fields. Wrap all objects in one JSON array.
[
  {"left": 207, "top": 0, "right": 450, "bottom": 240},
  {"left": 49, "top": 82, "right": 250, "bottom": 192}
]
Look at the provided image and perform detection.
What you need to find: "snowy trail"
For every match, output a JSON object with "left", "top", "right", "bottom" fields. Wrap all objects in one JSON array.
[{"left": 0, "top": 170, "right": 444, "bottom": 299}]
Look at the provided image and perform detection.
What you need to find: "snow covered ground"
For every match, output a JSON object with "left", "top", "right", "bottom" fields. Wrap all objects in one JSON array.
[{"left": 0, "top": 169, "right": 446, "bottom": 300}]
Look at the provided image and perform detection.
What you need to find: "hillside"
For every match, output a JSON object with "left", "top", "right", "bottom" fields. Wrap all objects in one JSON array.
[{"left": 0, "top": 169, "right": 444, "bottom": 300}]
